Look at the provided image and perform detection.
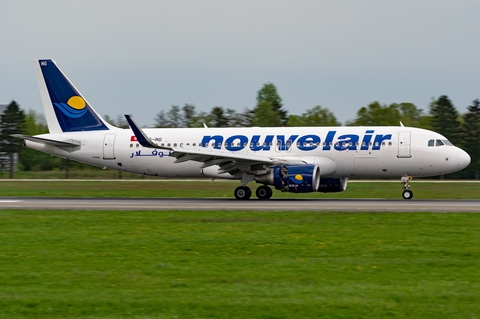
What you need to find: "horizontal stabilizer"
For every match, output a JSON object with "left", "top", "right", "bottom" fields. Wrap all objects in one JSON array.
[{"left": 12, "top": 134, "right": 81, "bottom": 147}]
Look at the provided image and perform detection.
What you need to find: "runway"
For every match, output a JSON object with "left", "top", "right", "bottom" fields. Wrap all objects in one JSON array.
[{"left": 0, "top": 197, "right": 479, "bottom": 212}]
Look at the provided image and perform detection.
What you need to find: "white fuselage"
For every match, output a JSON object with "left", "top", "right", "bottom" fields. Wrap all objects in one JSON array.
[{"left": 26, "top": 126, "right": 470, "bottom": 180}]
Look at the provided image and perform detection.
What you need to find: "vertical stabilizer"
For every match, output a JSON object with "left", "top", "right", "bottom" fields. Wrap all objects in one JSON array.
[{"left": 34, "top": 59, "right": 114, "bottom": 133}]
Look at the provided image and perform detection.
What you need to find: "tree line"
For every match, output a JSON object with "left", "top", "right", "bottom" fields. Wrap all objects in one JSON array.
[{"left": 1, "top": 83, "right": 479, "bottom": 179}]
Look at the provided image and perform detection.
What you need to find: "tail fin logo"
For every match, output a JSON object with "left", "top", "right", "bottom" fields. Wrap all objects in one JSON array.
[
  {"left": 54, "top": 96, "right": 88, "bottom": 118},
  {"left": 38, "top": 59, "right": 109, "bottom": 132}
]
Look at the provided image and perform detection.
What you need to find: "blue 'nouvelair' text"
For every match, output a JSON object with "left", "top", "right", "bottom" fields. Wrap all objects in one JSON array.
[{"left": 200, "top": 130, "right": 392, "bottom": 152}]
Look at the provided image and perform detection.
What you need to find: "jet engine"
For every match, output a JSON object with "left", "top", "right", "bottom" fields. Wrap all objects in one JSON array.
[{"left": 255, "top": 165, "right": 320, "bottom": 193}]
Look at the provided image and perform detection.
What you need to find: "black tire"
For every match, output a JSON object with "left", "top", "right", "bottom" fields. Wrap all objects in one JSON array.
[
  {"left": 234, "top": 186, "right": 251, "bottom": 200},
  {"left": 256, "top": 186, "right": 273, "bottom": 200},
  {"left": 402, "top": 190, "right": 413, "bottom": 200}
]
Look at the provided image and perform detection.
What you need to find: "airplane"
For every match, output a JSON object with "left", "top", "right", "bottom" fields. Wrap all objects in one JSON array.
[{"left": 14, "top": 59, "right": 471, "bottom": 200}]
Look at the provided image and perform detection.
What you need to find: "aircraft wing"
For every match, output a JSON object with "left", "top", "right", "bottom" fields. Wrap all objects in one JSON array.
[{"left": 125, "top": 115, "right": 305, "bottom": 175}]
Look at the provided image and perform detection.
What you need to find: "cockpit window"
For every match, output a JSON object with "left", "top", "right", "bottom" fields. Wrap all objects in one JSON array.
[
  {"left": 443, "top": 139, "right": 453, "bottom": 146},
  {"left": 428, "top": 139, "right": 453, "bottom": 147}
]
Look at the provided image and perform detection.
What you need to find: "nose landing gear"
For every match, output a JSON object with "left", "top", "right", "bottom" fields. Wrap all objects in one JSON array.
[{"left": 401, "top": 175, "right": 413, "bottom": 199}]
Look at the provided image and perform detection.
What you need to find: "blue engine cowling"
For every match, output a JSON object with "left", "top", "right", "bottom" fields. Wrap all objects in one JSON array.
[
  {"left": 317, "top": 177, "right": 348, "bottom": 193},
  {"left": 270, "top": 165, "right": 320, "bottom": 193}
]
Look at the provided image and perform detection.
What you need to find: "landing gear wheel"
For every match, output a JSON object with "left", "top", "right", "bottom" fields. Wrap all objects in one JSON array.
[
  {"left": 401, "top": 175, "right": 413, "bottom": 200},
  {"left": 402, "top": 190, "right": 413, "bottom": 200},
  {"left": 234, "top": 186, "right": 251, "bottom": 200},
  {"left": 256, "top": 185, "right": 273, "bottom": 200}
]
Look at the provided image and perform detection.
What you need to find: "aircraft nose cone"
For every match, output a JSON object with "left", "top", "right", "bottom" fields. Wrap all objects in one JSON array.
[{"left": 457, "top": 148, "right": 471, "bottom": 170}]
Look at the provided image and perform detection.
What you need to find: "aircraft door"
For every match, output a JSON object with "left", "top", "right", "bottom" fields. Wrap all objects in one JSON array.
[
  {"left": 103, "top": 134, "right": 116, "bottom": 160},
  {"left": 397, "top": 132, "right": 411, "bottom": 158}
]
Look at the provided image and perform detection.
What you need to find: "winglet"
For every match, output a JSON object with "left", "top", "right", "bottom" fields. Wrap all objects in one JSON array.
[{"left": 125, "top": 115, "right": 170, "bottom": 149}]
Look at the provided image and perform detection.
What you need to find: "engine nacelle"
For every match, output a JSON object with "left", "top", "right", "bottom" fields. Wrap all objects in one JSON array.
[
  {"left": 256, "top": 165, "right": 320, "bottom": 193},
  {"left": 317, "top": 177, "right": 348, "bottom": 193}
]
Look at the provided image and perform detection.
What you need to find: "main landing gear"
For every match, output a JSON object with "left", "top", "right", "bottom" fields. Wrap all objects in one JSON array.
[
  {"left": 234, "top": 186, "right": 251, "bottom": 200},
  {"left": 256, "top": 185, "right": 273, "bottom": 200},
  {"left": 401, "top": 175, "right": 413, "bottom": 199},
  {"left": 234, "top": 185, "right": 273, "bottom": 200}
]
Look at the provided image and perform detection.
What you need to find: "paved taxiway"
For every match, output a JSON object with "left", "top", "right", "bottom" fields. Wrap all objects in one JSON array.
[{"left": 0, "top": 197, "right": 479, "bottom": 212}]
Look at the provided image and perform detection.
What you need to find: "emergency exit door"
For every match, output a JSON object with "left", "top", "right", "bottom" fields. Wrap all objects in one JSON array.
[
  {"left": 397, "top": 132, "right": 411, "bottom": 158},
  {"left": 103, "top": 134, "right": 116, "bottom": 160}
]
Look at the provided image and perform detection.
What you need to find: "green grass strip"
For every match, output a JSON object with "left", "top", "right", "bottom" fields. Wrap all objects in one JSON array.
[
  {"left": 0, "top": 210, "right": 479, "bottom": 318},
  {"left": 0, "top": 180, "right": 479, "bottom": 199}
]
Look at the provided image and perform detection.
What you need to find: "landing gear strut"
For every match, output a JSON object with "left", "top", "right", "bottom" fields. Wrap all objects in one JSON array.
[{"left": 401, "top": 175, "right": 413, "bottom": 200}]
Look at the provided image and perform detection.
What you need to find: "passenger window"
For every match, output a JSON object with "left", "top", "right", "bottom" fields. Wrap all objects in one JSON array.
[{"left": 428, "top": 140, "right": 434, "bottom": 147}]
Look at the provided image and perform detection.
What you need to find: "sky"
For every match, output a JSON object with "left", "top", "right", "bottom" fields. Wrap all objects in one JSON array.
[{"left": 1, "top": 0, "right": 480, "bottom": 127}]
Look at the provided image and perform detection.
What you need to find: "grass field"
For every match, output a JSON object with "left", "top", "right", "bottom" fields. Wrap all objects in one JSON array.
[
  {"left": 0, "top": 180, "right": 478, "bottom": 318},
  {"left": 0, "top": 210, "right": 479, "bottom": 318},
  {"left": 0, "top": 180, "right": 479, "bottom": 199}
]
